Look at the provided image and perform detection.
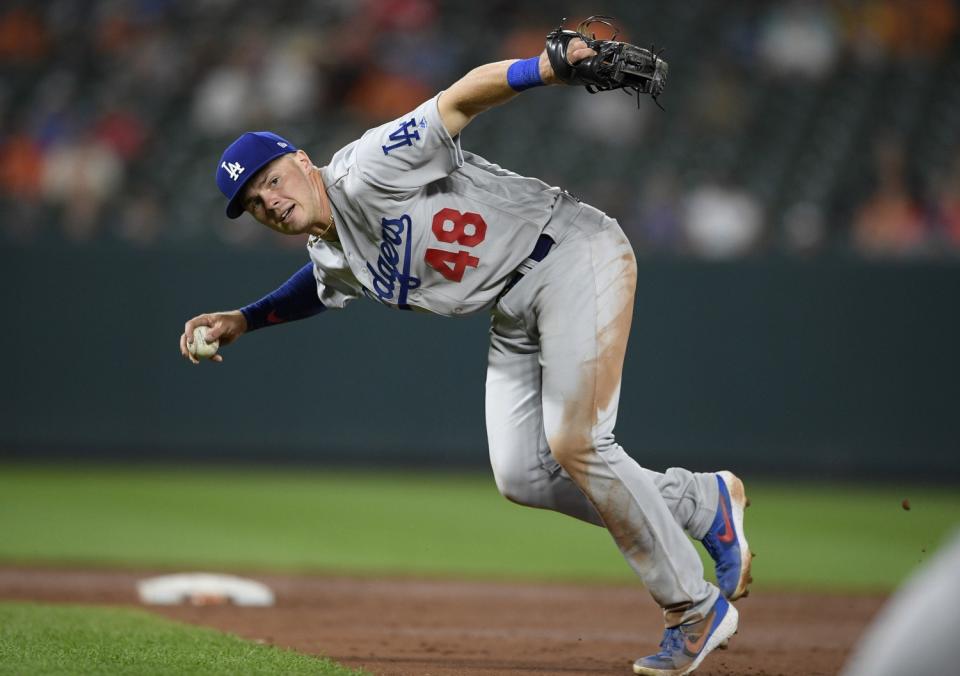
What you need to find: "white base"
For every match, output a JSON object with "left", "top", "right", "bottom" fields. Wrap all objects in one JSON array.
[{"left": 137, "top": 573, "right": 275, "bottom": 606}]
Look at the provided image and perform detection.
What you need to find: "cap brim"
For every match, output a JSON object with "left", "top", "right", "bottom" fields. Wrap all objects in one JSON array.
[{"left": 225, "top": 196, "right": 246, "bottom": 219}]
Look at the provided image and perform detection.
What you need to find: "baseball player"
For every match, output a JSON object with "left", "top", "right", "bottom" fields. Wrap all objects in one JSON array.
[
  {"left": 179, "top": 19, "right": 752, "bottom": 676},
  {"left": 841, "top": 528, "right": 960, "bottom": 676}
]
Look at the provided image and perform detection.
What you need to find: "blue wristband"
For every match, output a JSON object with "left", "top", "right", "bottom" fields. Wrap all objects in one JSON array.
[
  {"left": 507, "top": 57, "right": 544, "bottom": 92},
  {"left": 240, "top": 262, "right": 326, "bottom": 331}
]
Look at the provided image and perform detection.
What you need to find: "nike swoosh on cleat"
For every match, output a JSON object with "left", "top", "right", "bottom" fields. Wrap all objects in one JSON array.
[
  {"left": 717, "top": 493, "right": 735, "bottom": 544},
  {"left": 683, "top": 611, "right": 714, "bottom": 655}
]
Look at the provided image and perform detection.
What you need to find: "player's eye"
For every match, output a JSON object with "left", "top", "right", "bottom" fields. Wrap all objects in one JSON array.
[{"left": 270, "top": 176, "right": 279, "bottom": 187}]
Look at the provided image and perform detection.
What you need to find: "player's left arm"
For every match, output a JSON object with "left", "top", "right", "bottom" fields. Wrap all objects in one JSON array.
[{"left": 437, "top": 40, "right": 596, "bottom": 138}]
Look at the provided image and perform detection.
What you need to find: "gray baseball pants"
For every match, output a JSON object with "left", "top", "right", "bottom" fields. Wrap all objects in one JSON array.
[{"left": 486, "top": 193, "right": 720, "bottom": 627}]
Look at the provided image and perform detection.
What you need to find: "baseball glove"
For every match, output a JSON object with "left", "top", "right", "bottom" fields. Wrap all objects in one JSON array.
[{"left": 545, "top": 15, "right": 668, "bottom": 107}]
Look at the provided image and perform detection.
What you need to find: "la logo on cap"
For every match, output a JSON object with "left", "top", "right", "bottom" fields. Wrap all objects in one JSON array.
[{"left": 222, "top": 161, "right": 244, "bottom": 181}]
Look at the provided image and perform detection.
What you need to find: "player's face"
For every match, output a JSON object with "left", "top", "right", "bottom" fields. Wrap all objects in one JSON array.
[{"left": 241, "top": 151, "right": 327, "bottom": 236}]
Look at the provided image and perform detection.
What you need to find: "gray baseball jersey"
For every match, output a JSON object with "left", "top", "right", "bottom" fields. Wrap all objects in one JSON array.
[
  {"left": 307, "top": 92, "right": 727, "bottom": 631},
  {"left": 311, "top": 94, "right": 560, "bottom": 315}
]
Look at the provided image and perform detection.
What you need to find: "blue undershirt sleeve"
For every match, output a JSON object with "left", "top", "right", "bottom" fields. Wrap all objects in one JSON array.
[{"left": 239, "top": 262, "right": 326, "bottom": 332}]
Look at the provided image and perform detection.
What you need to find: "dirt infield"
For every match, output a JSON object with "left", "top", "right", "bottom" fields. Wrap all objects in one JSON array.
[{"left": 0, "top": 567, "right": 883, "bottom": 675}]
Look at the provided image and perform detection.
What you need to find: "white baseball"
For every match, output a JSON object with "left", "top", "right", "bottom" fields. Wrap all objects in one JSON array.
[{"left": 189, "top": 326, "right": 219, "bottom": 359}]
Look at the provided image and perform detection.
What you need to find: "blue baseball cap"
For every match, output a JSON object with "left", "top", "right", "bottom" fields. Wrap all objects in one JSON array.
[{"left": 216, "top": 131, "right": 298, "bottom": 218}]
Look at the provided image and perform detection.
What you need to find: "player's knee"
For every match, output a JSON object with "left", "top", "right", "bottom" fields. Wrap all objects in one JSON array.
[
  {"left": 548, "top": 435, "right": 593, "bottom": 473},
  {"left": 548, "top": 428, "right": 616, "bottom": 472},
  {"left": 493, "top": 474, "right": 540, "bottom": 507}
]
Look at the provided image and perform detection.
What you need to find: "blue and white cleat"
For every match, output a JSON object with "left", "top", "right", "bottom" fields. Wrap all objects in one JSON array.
[
  {"left": 700, "top": 470, "right": 753, "bottom": 601},
  {"left": 633, "top": 594, "right": 739, "bottom": 676}
]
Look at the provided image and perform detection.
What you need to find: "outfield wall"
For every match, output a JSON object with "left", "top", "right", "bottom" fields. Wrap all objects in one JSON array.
[{"left": 2, "top": 246, "right": 957, "bottom": 478}]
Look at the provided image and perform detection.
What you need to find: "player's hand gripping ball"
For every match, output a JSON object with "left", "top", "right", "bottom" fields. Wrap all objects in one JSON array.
[{"left": 188, "top": 326, "right": 220, "bottom": 360}]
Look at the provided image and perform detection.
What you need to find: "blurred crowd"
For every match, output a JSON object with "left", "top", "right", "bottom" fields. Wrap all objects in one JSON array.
[{"left": 1, "top": 0, "right": 959, "bottom": 259}]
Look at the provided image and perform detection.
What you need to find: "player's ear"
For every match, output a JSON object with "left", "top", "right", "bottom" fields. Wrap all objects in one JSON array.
[{"left": 293, "top": 149, "right": 312, "bottom": 171}]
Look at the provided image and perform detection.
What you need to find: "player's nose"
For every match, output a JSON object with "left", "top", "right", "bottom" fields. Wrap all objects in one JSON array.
[{"left": 266, "top": 195, "right": 282, "bottom": 218}]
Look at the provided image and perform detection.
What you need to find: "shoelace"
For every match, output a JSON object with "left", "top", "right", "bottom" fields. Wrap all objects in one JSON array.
[{"left": 656, "top": 627, "right": 685, "bottom": 656}]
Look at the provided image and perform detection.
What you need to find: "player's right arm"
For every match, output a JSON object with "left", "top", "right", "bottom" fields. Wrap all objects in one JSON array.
[{"left": 179, "top": 262, "right": 325, "bottom": 365}]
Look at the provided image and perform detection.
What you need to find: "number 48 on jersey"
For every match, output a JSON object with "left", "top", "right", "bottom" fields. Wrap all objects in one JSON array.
[{"left": 424, "top": 208, "right": 487, "bottom": 282}]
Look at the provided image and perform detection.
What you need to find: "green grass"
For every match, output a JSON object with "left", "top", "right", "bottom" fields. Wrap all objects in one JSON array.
[
  {"left": 0, "top": 465, "right": 958, "bottom": 591},
  {"left": 0, "top": 601, "right": 365, "bottom": 675}
]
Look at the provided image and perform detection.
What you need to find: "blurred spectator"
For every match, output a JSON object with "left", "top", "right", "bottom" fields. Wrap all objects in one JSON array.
[
  {"left": 364, "top": 0, "right": 438, "bottom": 32},
  {"left": 0, "top": 7, "right": 48, "bottom": 61},
  {"left": 345, "top": 68, "right": 433, "bottom": 122},
  {"left": 0, "top": 133, "right": 45, "bottom": 242},
  {"left": 27, "top": 69, "right": 79, "bottom": 148},
  {"left": 934, "top": 157, "right": 960, "bottom": 251},
  {"left": 498, "top": 25, "right": 550, "bottom": 62},
  {"left": 689, "top": 61, "right": 746, "bottom": 135},
  {"left": 629, "top": 170, "right": 684, "bottom": 254},
  {"left": 192, "top": 35, "right": 264, "bottom": 134},
  {"left": 260, "top": 34, "right": 321, "bottom": 122},
  {"left": 682, "top": 178, "right": 764, "bottom": 258},
  {"left": 758, "top": 1, "right": 839, "bottom": 80},
  {"left": 781, "top": 201, "right": 828, "bottom": 255},
  {"left": 564, "top": 89, "right": 651, "bottom": 147},
  {"left": 114, "top": 187, "right": 162, "bottom": 247},
  {"left": 42, "top": 136, "right": 123, "bottom": 242},
  {"left": 379, "top": 27, "right": 460, "bottom": 90},
  {"left": 851, "top": 137, "right": 927, "bottom": 257},
  {"left": 343, "top": 1, "right": 446, "bottom": 121},
  {"left": 93, "top": 108, "right": 147, "bottom": 162},
  {"left": 109, "top": 21, "right": 189, "bottom": 106},
  {"left": 0, "top": 133, "right": 43, "bottom": 200},
  {"left": 839, "top": 0, "right": 958, "bottom": 63},
  {"left": 94, "top": 6, "right": 140, "bottom": 56},
  {"left": 192, "top": 64, "right": 255, "bottom": 134}
]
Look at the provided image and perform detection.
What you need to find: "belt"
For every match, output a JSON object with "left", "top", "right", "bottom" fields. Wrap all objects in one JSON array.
[{"left": 499, "top": 233, "right": 554, "bottom": 299}]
